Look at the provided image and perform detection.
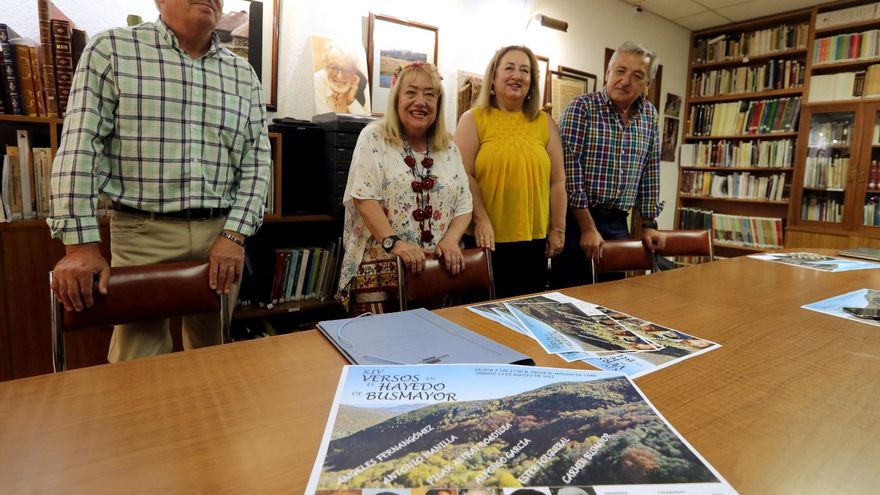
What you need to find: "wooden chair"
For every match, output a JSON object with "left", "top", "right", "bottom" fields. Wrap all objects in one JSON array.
[
  {"left": 50, "top": 261, "right": 229, "bottom": 372},
  {"left": 654, "top": 229, "right": 714, "bottom": 269},
  {"left": 590, "top": 239, "right": 655, "bottom": 284},
  {"left": 397, "top": 248, "right": 495, "bottom": 310}
]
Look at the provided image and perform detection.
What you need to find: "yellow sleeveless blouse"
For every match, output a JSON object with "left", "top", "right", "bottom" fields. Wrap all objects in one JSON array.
[{"left": 473, "top": 107, "right": 551, "bottom": 242}]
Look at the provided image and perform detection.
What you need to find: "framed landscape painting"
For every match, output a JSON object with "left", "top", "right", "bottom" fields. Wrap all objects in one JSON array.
[
  {"left": 367, "top": 13, "right": 438, "bottom": 115},
  {"left": 218, "top": 0, "right": 280, "bottom": 111}
]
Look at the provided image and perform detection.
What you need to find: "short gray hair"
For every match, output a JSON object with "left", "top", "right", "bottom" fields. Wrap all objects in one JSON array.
[{"left": 610, "top": 41, "right": 659, "bottom": 81}]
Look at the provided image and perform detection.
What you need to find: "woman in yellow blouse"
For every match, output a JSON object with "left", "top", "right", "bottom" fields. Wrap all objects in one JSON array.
[{"left": 453, "top": 45, "right": 566, "bottom": 297}]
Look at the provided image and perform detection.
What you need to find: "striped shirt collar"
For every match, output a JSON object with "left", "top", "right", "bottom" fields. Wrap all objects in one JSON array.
[{"left": 154, "top": 17, "right": 223, "bottom": 58}]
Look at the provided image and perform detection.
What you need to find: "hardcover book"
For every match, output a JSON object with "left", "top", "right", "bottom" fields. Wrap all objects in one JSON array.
[
  {"left": 50, "top": 19, "right": 73, "bottom": 115},
  {"left": 0, "top": 23, "right": 23, "bottom": 115}
]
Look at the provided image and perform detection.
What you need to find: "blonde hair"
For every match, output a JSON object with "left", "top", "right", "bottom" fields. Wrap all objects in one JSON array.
[
  {"left": 379, "top": 63, "right": 450, "bottom": 150},
  {"left": 475, "top": 45, "right": 542, "bottom": 120}
]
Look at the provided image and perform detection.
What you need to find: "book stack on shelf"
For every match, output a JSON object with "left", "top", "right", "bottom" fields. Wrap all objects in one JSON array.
[
  {"left": 712, "top": 213, "right": 784, "bottom": 249},
  {"left": 680, "top": 170, "right": 787, "bottom": 202},
  {"left": 680, "top": 138, "right": 794, "bottom": 168},
  {"left": 0, "top": 1, "right": 86, "bottom": 118},
  {"left": 1, "top": 128, "right": 52, "bottom": 221},
  {"left": 687, "top": 96, "right": 801, "bottom": 136}
]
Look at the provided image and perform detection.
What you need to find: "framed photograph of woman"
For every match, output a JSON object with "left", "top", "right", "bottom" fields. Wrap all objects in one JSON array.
[{"left": 367, "top": 13, "right": 438, "bottom": 115}]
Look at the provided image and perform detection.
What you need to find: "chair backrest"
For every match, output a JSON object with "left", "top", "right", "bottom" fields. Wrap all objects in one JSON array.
[
  {"left": 655, "top": 229, "right": 714, "bottom": 266},
  {"left": 50, "top": 261, "right": 228, "bottom": 372},
  {"left": 397, "top": 248, "right": 495, "bottom": 310},
  {"left": 590, "top": 240, "right": 654, "bottom": 284}
]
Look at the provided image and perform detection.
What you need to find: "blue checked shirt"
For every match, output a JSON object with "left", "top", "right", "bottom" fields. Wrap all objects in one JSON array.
[
  {"left": 48, "top": 19, "right": 270, "bottom": 244},
  {"left": 559, "top": 90, "right": 662, "bottom": 220}
]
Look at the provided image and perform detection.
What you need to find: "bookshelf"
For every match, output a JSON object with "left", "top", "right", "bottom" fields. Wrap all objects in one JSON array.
[
  {"left": 678, "top": 9, "right": 811, "bottom": 256},
  {"left": 786, "top": 0, "right": 880, "bottom": 248},
  {"left": 0, "top": 116, "right": 345, "bottom": 380}
]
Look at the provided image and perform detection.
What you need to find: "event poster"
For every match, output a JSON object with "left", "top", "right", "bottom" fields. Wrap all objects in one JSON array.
[
  {"left": 749, "top": 252, "right": 880, "bottom": 272},
  {"left": 468, "top": 293, "right": 720, "bottom": 378},
  {"left": 306, "top": 364, "right": 737, "bottom": 495}
]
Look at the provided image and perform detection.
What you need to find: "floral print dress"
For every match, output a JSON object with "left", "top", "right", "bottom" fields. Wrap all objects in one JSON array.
[{"left": 336, "top": 124, "right": 473, "bottom": 311}]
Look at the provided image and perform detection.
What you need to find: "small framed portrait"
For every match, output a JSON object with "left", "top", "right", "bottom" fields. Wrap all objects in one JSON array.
[
  {"left": 664, "top": 93, "right": 682, "bottom": 118},
  {"left": 367, "top": 13, "right": 439, "bottom": 115},
  {"left": 310, "top": 35, "right": 371, "bottom": 116}
]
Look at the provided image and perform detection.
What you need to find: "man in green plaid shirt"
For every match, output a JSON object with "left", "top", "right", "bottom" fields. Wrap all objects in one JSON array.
[{"left": 48, "top": 0, "right": 270, "bottom": 362}]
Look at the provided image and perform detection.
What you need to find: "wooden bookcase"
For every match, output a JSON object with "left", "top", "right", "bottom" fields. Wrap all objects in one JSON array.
[
  {"left": 677, "top": 9, "right": 811, "bottom": 257},
  {"left": 0, "top": 116, "right": 342, "bottom": 381},
  {"left": 786, "top": 0, "right": 880, "bottom": 249}
]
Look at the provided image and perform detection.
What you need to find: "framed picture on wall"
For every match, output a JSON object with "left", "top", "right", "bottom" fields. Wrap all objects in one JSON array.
[
  {"left": 220, "top": 0, "right": 280, "bottom": 111},
  {"left": 549, "top": 67, "right": 597, "bottom": 121},
  {"left": 536, "top": 55, "right": 551, "bottom": 106},
  {"left": 367, "top": 13, "right": 439, "bottom": 115}
]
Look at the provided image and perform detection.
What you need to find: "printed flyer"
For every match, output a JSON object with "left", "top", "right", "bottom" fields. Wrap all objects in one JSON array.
[
  {"left": 306, "top": 364, "right": 737, "bottom": 495},
  {"left": 802, "top": 288, "right": 880, "bottom": 327},
  {"left": 468, "top": 293, "right": 720, "bottom": 378},
  {"left": 749, "top": 252, "right": 880, "bottom": 272}
]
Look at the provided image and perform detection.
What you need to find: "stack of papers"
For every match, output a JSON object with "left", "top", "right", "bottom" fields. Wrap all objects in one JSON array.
[
  {"left": 750, "top": 252, "right": 880, "bottom": 272},
  {"left": 469, "top": 292, "right": 720, "bottom": 378}
]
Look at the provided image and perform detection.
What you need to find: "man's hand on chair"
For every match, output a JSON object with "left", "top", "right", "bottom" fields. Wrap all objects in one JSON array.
[
  {"left": 52, "top": 243, "right": 110, "bottom": 312},
  {"left": 210, "top": 232, "right": 245, "bottom": 294}
]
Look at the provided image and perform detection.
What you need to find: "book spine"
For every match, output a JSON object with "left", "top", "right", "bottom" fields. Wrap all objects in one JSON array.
[
  {"left": 0, "top": 24, "right": 23, "bottom": 115},
  {"left": 37, "top": 0, "right": 59, "bottom": 117},
  {"left": 28, "top": 46, "right": 45, "bottom": 116},
  {"left": 13, "top": 44, "right": 38, "bottom": 116},
  {"left": 15, "top": 130, "right": 35, "bottom": 218},
  {"left": 51, "top": 20, "right": 74, "bottom": 115}
]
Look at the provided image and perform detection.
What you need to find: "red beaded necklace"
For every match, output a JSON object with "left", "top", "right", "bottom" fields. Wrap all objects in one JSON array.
[{"left": 403, "top": 138, "right": 436, "bottom": 245}]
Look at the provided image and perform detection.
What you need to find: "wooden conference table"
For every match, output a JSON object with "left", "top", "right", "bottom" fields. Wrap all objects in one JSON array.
[{"left": 2, "top": 250, "right": 879, "bottom": 494}]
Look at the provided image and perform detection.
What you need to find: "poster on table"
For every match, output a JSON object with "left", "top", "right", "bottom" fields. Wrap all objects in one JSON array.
[
  {"left": 749, "top": 252, "right": 880, "bottom": 272},
  {"left": 802, "top": 288, "right": 880, "bottom": 327},
  {"left": 468, "top": 293, "right": 720, "bottom": 378},
  {"left": 306, "top": 364, "right": 737, "bottom": 495}
]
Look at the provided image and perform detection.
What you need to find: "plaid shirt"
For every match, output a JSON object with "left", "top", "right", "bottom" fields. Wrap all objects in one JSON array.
[
  {"left": 48, "top": 19, "right": 270, "bottom": 244},
  {"left": 559, "top": 89, "right": 662, "bottom": 220}
]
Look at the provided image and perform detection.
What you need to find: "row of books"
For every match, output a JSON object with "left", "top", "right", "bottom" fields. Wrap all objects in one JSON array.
[
  {"left": 690, "top": 59, "right": 804, "bottom": 98},
  {"left": 802, "top": 154, "right": 849, "bottom": 190},
  {"left": 0, "top": 129, "right": 51, "bottom": 222},
  {"left": 807, "top": 119, "right": 851, "bottom": 146},
  {"left": 236, "top": 242, "right": 341, "bottom": 310},
  {"left": 0, "top": 5, "right": 85, "bottom": 117},
  {"left": 864, "top": 196, "right": 880, "bottom": 226},
  {"left": 807, "top": 67, "right": 880, "bottom": 102},
  {"left": 693, "top": 23, "right": 809, "bottom": 64},
  {"left": 687, "top": 97, "right": 802, "bottom": 136},
  {"left": 680, "top": 170, "right": 788, "bottom": 202},
  {"left": 679, "top": 139, "right": 794, "bottom": 169},
  {"left": 801, "top": 195, "right": 843, "bottom": 222},
  {"left": 677, "top": 207, "right": 713, "bottom": 230},
  {"left": 816, "top": 1, "right": 880, "bottom": 29},
  {"left": 813, "top": 30, "right": 880, "bottom": 65},
  {"left": 713, "top": 212, "right": 784, "bottom": 249}
]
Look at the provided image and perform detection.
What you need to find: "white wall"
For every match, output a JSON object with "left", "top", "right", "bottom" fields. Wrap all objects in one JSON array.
[{"left": 2, "top": 0, "right": 690, "bottom": 227}]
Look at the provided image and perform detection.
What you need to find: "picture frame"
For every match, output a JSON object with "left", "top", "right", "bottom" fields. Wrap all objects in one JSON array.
[
  {"left": 221, "top": 0, "right": 280, "bottom": 111},
  {"left": 536, "top": 55, "right": 551, "bottom": 106},
  {"left": 367, "top": 13, "right": 439, "bottom": 116},
  {"left": 549, "top": 67, "right": 597, "bottom": 121}
]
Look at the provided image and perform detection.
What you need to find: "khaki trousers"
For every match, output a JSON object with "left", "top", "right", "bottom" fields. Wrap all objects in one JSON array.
[{"left": 107, "top": 211, "right": 239, "bottom": 363}]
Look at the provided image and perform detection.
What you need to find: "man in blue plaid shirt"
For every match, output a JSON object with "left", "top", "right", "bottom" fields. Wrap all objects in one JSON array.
[
  {"left": 552, "top": 41, "right": 666, "bottom": 288},
  {"left": 48, "top": 0, "right": 270, "bottom": 362}
]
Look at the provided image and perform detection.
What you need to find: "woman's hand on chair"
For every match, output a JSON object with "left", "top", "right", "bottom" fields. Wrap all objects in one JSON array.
[
  {"left": 436, "top": 238, "right": 465, "bottom": 275},
  {"left": 392, "top": 241, "right": 430, "bottom": 275},
  {"left": 473, "top": 219, "right": 495, "bottom": 251}
]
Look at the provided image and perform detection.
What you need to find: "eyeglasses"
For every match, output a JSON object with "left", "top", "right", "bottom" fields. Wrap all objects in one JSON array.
[{"left": 326, "top": 63, "right": 355, "bottom": 75}]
